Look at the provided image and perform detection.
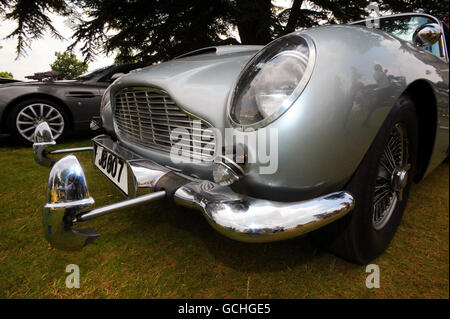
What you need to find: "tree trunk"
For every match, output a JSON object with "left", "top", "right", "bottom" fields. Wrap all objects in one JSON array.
[
  {"left": 284, "top": 0, "right": 304, "bottom": 34},
  {"left": 235, "top": 0, "right": 273, "bottom": 44}
]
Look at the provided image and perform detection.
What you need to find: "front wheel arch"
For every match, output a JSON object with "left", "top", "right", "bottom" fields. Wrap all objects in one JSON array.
[
  {"left": 312, "top": 94, "right": 419, "bottom": 264},
  {"left": 402, "top": 80, "right": 437, "bottom": 183}
]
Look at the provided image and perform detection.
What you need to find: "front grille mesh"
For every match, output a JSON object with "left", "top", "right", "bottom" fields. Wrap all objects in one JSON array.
[{"left": 113, "top": 88, "right": 215, "bottom": 160}]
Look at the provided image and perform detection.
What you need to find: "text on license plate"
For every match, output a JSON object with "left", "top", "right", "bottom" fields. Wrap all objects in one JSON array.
[{"left": 94, "top": 146, "right": 128, "bottom": 195}]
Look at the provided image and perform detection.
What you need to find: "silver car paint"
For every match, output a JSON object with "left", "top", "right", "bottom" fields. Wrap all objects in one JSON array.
[
  {"left": 102, "top": 48, "right": 263, "bottom": 183},
  {"left": 102, "top": 25, "right": 449, "bottom": 201}
]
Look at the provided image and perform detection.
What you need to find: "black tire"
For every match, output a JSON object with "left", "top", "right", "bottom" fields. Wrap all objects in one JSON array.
[
  {"left": 312, "top": 94, "right": 418, "bottom": 264},
  {"left": 7, "top": 98, "right": 69, "bottom": 146}
]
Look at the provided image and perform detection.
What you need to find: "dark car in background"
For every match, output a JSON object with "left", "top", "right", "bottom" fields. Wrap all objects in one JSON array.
[
  {"left": 0, "top": 78, "right": 22, "bottom": 84},
  {"left": 0, "top": 63, "right": 146, "bottom": 144}
]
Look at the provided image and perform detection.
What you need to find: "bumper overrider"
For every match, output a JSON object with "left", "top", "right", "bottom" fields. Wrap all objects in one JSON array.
[{"left": 33, "top": 122, "right": 355, "bottom": 251}]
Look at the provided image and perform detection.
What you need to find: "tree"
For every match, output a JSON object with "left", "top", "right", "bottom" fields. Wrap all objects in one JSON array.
[
  {"left": 68, "top": 0, "right": 237, "bottom": 63},
  {"left": 114, "top": 48, "right": 139, "bottom": 64},
  {"left": 50, "top": 51, "right": 88, "bottom": 80},
  {"left": 2, "top": 0, "right": 69, "bottom": 58},
  {"left": 0, "top": 71, "right": 13, "bottom": 78},
  {"left": 231, "top": 0, "right": 274, "bottom": 44},
  {"left": 2, "top": 0, "right": 449, "bottom": 63},
  {"left": 62, "top": 0, "right": 374, "bottom": 61}
]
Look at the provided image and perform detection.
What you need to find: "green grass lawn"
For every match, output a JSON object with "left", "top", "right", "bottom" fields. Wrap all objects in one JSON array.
[{"left": 0, "top": 133, "right": 448, "bottom": 298}]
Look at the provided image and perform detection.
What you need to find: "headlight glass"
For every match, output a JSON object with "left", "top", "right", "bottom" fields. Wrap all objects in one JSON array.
[{"left": 228, "top": 34, "right": 315, "bottom": 127}]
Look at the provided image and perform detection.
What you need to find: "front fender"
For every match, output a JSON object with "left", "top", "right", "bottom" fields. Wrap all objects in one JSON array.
[{"left": 235, "top": 25, "right": 447, "bottom": 201}]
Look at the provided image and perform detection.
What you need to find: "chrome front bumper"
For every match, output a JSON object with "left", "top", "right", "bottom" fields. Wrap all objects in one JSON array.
[{"left": 33, "top": 123, "right": 355, "bottom": 250}]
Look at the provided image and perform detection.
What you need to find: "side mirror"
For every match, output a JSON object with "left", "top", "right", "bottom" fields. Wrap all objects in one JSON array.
[
  {"left": 110, "top": 72, "right": 125, "bottom": 81},
  {"left": 413, "top": 23, "right": 443, "bottom": 48}
]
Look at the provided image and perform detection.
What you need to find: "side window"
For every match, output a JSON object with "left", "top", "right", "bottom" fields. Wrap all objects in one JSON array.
[
  {"left": 424, "top": 40, "right": 441, "bottom": 57},
  {"left": 99, "top": 66, "right": 132, "bottom": 83}
]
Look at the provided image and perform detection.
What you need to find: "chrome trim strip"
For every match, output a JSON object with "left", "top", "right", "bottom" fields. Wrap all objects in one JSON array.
[
  {"left": 349, "top": 12, "right": 442, "bottom": 25},
  {"left": 78, "top": 191, "right": 166, "bottom": 222},
  {"left": 50, "top": 146, "right": 93, "bottom": 154}
]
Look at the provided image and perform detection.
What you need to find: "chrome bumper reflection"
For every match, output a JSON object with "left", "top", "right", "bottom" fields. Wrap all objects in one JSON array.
[
  {"left": 175, "top": 181, "right": 353, "bottom": 243},
  {"left": 33, "top": 122, "right": 93, "bottom": 167},
  {"left": 34, "top": 131, "right": 355, "bottom": 250},
  {"left": 43, "top": 155, "right": 99, "bottom": 250}
]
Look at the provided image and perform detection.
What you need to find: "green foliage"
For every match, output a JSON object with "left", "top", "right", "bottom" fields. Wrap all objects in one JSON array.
[
  {"left": 68, "top": 0, "right": 237, "bottom": 62},
  {"left": 114, "top": 48, "right": 138, "bottom": 64},
  {"left": 50, "top": 51, "right": 88, "bottom": 80},
  {"left": 1, "top": 0, "right": 69, "bottom": 58},
  {"left": 0, "top": 71, "right": 13, "bottom": 79},
  {"left": 1, "top": 0, "right": 449, "bottom": 63}
]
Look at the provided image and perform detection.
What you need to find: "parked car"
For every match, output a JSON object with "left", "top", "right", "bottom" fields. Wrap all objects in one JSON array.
[
  {"left": 33, "top": 13, "right": 448, "bottom": 264},
  {"left": 0, "top": 63, "right": 147, "bottom": 144},
  {"left": 0, "top": 78, "right": 22, "bottom": 84}
]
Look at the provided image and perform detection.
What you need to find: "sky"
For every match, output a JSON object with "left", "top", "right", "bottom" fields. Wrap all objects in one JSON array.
[
  {"left": 0, "top": 0, "right": 292, "bottom": 81},
  {"left": 0, "top": 13, "right": 115, "bottom": 80}
]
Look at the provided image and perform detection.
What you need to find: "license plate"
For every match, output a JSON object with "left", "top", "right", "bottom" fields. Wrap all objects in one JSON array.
[{"left": 94, "top": 145, "right": 128, "bottom": 195}]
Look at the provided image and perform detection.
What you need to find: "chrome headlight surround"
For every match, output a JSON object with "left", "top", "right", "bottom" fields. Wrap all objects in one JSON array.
[{"left": 227, "top": 34, "right": 316, "bottom": 129}]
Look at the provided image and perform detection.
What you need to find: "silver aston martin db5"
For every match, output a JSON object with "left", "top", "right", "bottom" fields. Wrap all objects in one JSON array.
[{"left": 32, "top": 13, "right": 449, "bottom": 264}]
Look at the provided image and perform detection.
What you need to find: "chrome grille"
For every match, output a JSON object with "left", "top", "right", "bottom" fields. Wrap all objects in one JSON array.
[{"left": 113, "top": 88, "right": 215, "bottom": 160}]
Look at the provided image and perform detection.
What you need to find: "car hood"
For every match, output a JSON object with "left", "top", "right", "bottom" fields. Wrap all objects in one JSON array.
[{"left": 109, "top": 45, "right": 263, "bottom": 128}]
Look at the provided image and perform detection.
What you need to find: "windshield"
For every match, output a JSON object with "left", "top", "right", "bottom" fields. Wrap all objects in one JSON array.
[{"left": 75, "top": 65, "right": 114, "bottom": 80}]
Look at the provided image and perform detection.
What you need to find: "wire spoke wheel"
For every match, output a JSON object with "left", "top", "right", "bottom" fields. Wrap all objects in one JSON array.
[
  {"left": 373, "top": 123, "right": 410, "bottom": 230},
  {"left": 16, "top": 103, "right": 65, "bottom": 142}
]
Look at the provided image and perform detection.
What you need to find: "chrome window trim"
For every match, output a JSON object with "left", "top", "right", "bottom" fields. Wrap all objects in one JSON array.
[
  {"left": 438, "top": 20, "right": 449, "bottom": 62},
  {"left": 349, "top": 12, "right": 442, "bottom": 25},
  {"left": 227, "top": 34, "right": 316, "bottom": 130}
]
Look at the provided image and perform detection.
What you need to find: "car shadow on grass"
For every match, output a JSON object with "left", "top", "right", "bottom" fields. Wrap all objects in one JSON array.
[
  {"left": 0, "top": 131, "right": 100, "bottom": 149},
  {"left": 122, "top": 164, "right": 449, "bottom": 273},
  {"left": 127, "top": 199, "right": 358, "bottom": 274},
  {"left": 0, "top": 134, "right": 24, "bottom": 149}
]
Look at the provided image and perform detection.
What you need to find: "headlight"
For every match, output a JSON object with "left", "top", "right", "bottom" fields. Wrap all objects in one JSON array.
[{"left": 228, "top": 34, "right": 315, "bottom": 128}]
